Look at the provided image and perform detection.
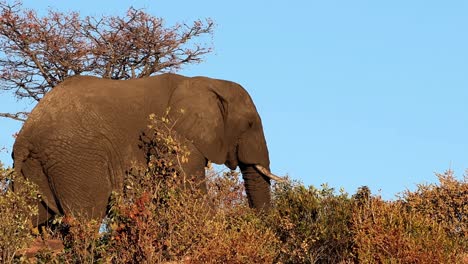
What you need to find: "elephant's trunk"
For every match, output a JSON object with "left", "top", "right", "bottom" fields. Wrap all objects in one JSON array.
[{"left": 240, "top": 164, "right": 271, "bottom": 211}]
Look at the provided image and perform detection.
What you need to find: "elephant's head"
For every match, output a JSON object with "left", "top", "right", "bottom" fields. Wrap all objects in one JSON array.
[{"left": 168, "top": 76, "right": 283, "bottom": 210}]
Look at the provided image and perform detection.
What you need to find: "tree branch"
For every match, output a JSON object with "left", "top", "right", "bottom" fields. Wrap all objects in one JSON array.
[
  {"left": 0, "top": 3, "right": 214, "bottom": 119},
  {"left": 0, "top": 111, "right": 28, "bottom": 122}
]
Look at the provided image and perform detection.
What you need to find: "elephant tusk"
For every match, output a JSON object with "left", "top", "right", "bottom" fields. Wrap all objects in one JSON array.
[{"left": 254, "top": 164, "right": 286, "bottom": 182}]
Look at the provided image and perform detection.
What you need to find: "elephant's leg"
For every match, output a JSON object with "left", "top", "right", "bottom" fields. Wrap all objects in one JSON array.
[
  {"left": 20, "top": 157, "right": 60, "bottom": 226},
  {"left": 45, "top": 156, "right": 113, "bottom": 222},
  {"left": 239, "top": 164, "right": 271, "bottom": 211},
  {"left": 180, "top": 144, "right": 207, "bottom": 193},
  {"left": 34, "top": 201, "right": 55, "bottom": 227}
]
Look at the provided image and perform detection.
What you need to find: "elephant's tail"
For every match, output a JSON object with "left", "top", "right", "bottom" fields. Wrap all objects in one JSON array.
[
  {"left": 12, "top": 141, "right": 61, "bottom": 215},
  {"left": 11, "top": 139, "right": 29, "bottom": 184}
]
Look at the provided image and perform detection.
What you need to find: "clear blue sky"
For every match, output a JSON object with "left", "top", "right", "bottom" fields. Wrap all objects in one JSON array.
[{"left": 1, "top": 1, "right": 467, "bottom": 199}]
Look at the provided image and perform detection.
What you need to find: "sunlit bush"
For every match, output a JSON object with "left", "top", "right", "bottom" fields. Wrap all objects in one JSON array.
[
  {"left": 103, "top": 113, "right": 278, "bottom": 263},
  {"left": 352, "top": 190, "right": 464, "bottom": 263},
  {"left": 2, "top": 114, "right": 466, "bottom": 263},
  {"left": 0, "top": 162, "right": 39, "bottom": 263},
  {"left": 269, "top": 181, "right": 354, "bottom": 263},
  {"left": 403, "top": 170, "right": 467, "bottom": 240},
  {"left": 268, "top": 177, "right": 467, "bottom": 264}
]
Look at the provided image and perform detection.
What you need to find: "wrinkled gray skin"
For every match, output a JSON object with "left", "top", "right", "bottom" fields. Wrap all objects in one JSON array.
[{"left": 13, "top": 73, "right": 274, "bottom": 226}]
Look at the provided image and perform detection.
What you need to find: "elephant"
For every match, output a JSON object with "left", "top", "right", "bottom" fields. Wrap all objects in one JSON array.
[{"left": 12, "top": 73, "right": 283, "bottom": 226}]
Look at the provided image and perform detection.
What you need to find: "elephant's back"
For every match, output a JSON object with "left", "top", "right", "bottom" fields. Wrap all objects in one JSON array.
[
  {"left": 22, "top": 74, "right": 176, "bottom": 129},
  {"left": 15, "top": 74, "right": 186, "bottom": 166},
  {"left": 15, "top": 92, "right": 105, "bottom": 164}
]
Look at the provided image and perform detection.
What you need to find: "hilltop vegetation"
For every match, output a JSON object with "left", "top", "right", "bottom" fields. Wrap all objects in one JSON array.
[{"left": 1, "top": 117, "right": 466, "bottom": 263}]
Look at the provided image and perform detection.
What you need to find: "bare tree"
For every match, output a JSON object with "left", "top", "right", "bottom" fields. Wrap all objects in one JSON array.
[{"left": 0, "top": 1, "right": 214, "bottom": 121}]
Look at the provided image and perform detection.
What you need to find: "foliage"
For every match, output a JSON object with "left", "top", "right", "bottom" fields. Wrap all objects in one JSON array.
[
  {"left": 352, "top": 191, "right": 464, "bottom": 263},
  {"left": 1, "top": 116, "right": 466, "bottom": 262},
  {"left": 23, "top": 113, "right": 277, "bottom": 263},
  {"left": 268, "top": 181, "right": 353, "bottom": 263},
  {"left": 403, "top": 170, "right": 467, "bottom": 241},
  {"left": 267, "top": 178, "right": 466, "bottom": 264},
  {"left": 55, "top": 216, "right": 108, "bottom": 263},
  {"left": 0, "top": 162, "right": 39, "bottom": 263},
  {"left": 0, "top": 0, "right": 214, "bottom": 121},
  {"left": 102, "top": 113, "right": 278, "bottom": 263}
]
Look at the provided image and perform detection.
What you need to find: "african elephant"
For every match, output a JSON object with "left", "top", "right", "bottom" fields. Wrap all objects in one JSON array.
[{"left": 13, "top": 73, "right": 283, "bottom": 226}]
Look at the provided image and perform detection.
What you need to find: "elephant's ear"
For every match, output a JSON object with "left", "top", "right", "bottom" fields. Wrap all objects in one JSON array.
[{"left": 168, "top": 78, "right": 228, "bottom": 164}]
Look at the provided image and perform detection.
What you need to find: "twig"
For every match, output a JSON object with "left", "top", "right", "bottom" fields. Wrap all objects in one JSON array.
[{"left": 0, "top": 111, "right": 28, "bottom": 122}]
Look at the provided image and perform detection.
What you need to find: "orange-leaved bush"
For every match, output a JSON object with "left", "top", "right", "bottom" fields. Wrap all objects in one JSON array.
[
  {"left": 403, "top": 170, "right": 467, "bottom": 241},
  {"left": 104, "top": 113, "right": 278, "bottom": 263},
  {"left": 352, "top": 194, "right": 461, "bottom": 263}
]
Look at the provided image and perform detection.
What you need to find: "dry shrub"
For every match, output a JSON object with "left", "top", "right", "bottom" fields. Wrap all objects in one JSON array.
[
  {"left": 352, "top": 185, "right": 465, "bottom": 263},
  {"left": 4, "top": 112, "right": 465, "bottom": 263},
  {"left": 106, "top": 170, "right": 277, "bottom": 263},
  {"left": 269, "top": 177, "right": 467, "bottom": 264},
  {"left": 402, "top": 170, "right": 467, "bottom": 263},
  {"left": 189, "top": 171, "right": 278, "bottom": 263},
  {"left": 54, "top": 216, "right": 108, "bottom": 263},
  {"left": 31, "top": 215, "right": 106, "bottom": 263},
  {"left": 0, "top": 162, "right": 39, "bottom": 263},
  {"left": 206, "top": 169, "right": 247, "bottom": 212},
  {"left": 269, "top": 181, "right": 354, "bottom": 263},
  {"left": 103, "top": 113, "right": 278, "bottom": 263},
  {"left": 103, "top": 111, "right": 208, "bottom": 262},
  {"left": 403, "top": 170, "right": 467, "bottom": 241},
  {"left": 190, "top": 206, "right": 278, "bottom": 263}
]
